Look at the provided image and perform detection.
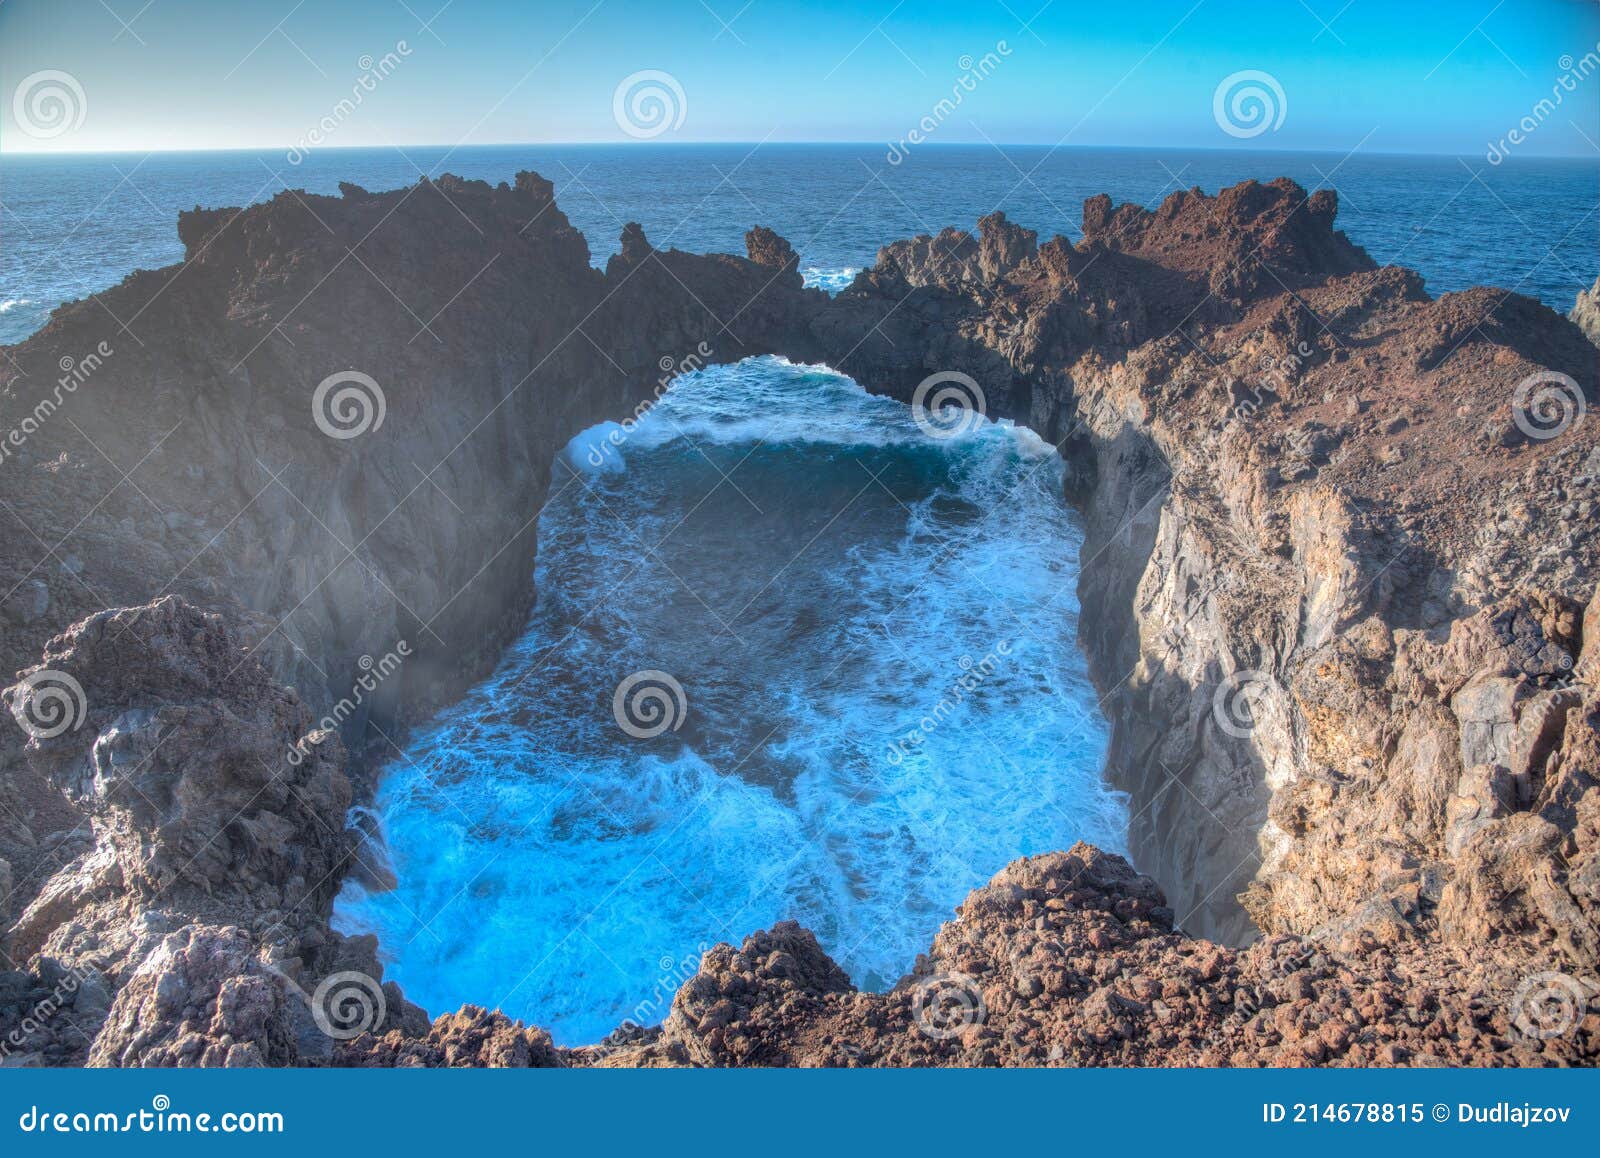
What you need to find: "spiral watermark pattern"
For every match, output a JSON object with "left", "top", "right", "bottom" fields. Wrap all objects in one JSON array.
[
  {"left": 612, "top": 669, "right": 688, "bottom": 738},
  {"left": 885, "top": 40, "right": 1012, "bottom": 164},
  {"left": 312, "top": 370, "right": 386, "bottom": 440},
  {"left": 310, "top": 970, "right": 386, "bottom": 1040},
  {"left": 613, "top": 70, "right": 687, "bottom": 139},
  {"left": 911, "top": 371, "right": 986, "bottom": 439},
  {"left": 1212, "top": 669, "right": 1273, "bottom": 739},
  {"left": 1511, "top": 371, "right": 1586, "bottom": 441},
  {"left": 12, "top": 70, "right": 87, "bottom": 140},
  {"left": 911, "top": 972, "right": 986, "bottom": 1040},
  {"left": 8, "top": 670, "right": 88, "bottom": 740},
  {"left": 1511, "top": 970, "right": 1589, "bottom": 1040},
  {"left": 1212, "top": 70, "right": 1287, "bottom": 139}
]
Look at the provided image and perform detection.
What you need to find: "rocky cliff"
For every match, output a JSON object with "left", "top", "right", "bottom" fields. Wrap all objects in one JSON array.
[
  {"left": 1574, "top": 277, "right": 1600, "bottom": 348},
  {"left": 2, "top": 172, "right": 1596, "bottom": 1066}
]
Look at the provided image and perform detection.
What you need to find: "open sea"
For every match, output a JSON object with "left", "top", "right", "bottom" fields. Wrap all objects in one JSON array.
[{"left": 3, "top": 143, "right": 1596, "bottom": 344}]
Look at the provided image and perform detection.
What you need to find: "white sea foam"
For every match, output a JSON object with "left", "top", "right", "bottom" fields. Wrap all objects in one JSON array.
[
  {"left": 334, "top": 356, "right": 1122, "bottom": 1044},
  {"left": 801, "top": 266, "right": 859, "bottom": 293}
]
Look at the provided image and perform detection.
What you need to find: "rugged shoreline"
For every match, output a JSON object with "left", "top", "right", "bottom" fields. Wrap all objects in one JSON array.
[{"left": 2, "top": 172, "right": 1597, "bottom": 1065}]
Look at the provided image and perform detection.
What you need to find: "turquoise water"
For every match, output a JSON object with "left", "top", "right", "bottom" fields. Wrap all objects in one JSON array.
[
  {"left": 4, "top": 143, "right": 1596, "bottom": 344},
  {"left": 332, "top": 357, "right": 1121, "bottom": 1044}
]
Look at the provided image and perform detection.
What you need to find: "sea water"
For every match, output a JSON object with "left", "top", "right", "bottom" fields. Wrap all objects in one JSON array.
[
  {"left": 333, "top": 356, "right": 1122, "bottom": 1045},
  {"left": 4, "top": 144, "right": 1595, "bottom": 344}
]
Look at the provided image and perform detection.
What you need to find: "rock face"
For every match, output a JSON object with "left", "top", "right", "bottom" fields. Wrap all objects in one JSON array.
[
  {"left": 2, "top": 171, "right": 1598, "bottom": 1066},
  {"left": 1574, "top": 277, "right": 1600, "bottom": 347},
  {"left": 341, "top": 844, "right": 1594, "bottom": 1068},
  {"left": 339, "top": 1005, "right": 563, "bottom": 1069},
  {"left": 0, "top": 174, "right": 823, "bottom": 795},
  {"left": 6, "top": 598, "right": 350, "bottom": 962},
  {"left": 871, "top": 210, "right": 1039, "bottom": 290},
  {"left": 614, "top": 844, "right": 1590, "bottom": 1067},
  {"left": 88, "top": 925, "right": 298, "bottom": 1068},
  {"left": 0, "top": 598, "right": 412, "bottom": 1066},
  {"left": 799, "top": 178, "right": 1599, "bottom": 955}
]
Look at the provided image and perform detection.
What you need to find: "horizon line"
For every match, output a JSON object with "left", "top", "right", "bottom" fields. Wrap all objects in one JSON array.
[{"left": 3, "top": 139, "right": 1596, "bottom": 163}]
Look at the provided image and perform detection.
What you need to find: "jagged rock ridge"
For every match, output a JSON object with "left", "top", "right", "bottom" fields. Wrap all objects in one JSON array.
[{"left": 2, "top": 171, "right": 1597, "bottom": 1066}]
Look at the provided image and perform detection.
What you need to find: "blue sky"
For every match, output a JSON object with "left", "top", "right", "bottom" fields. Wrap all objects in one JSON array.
[{"left": 1, "top": 0, "right": 1597, "bottom": 155}]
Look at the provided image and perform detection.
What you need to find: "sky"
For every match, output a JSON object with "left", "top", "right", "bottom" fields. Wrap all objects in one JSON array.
[{"left": 0, "top": 0, "right": 1597, "bottom": 156}]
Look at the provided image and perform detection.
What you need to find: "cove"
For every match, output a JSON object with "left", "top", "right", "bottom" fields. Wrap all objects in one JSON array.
[{"left": 333, "top": 356, "right": 1126, "bottom": 1045}]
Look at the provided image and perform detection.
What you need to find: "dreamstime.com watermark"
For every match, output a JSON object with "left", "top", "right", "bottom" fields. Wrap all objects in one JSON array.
[
  {"left": 886, "top": 643, "right": 1012, "bottom": 766},
  {"left": 1217, "top": 341, "right": 1316, "bottom": 433},
  {"left": 910, "top": 972, "right": 986, "bottom": 1040},
  {"left": 911, "top": 370, "right": 987, "bottom": 439},
  {"left": 286, "top": 642, "right": 411, "bottom": 765},
  {"left": 1207, "top": 341, "right": 1325, "bottom": 475},
  {"left": 1511, "top": 370, "right": 1587, "bottom": 442},
  {"left": 585, "top": 341, "right": 713, "bottom": 469},
  {"left": 287, "top": 42, "right": 413, "bottom": 164},
  {"left": 0, "top": 341, "right": 113, "bottom": 468},
  {"left": 885, "top": 41, "right": 1012, "bottom": 165},
  {"left": 1510, "top": 970, "right": 1595, "bottom": 1041},
  {"left": 1212, "top": 668, "right": 1278, "bottom": 740},
  {"left": 17, "top": 1096, "right": 283, "bottom": 1135},
  {"left": 1486, "top": 41, "right": 1600, "bottom": 164},
  {"left": 260, "top": 962, "right": 388, "bottom": 1041},
  {"left": 618, "top": 943, "right": 712, "bottom": 1033},
  {"left": 2, "top": 962, "right": 97, "bottom": 1059}
]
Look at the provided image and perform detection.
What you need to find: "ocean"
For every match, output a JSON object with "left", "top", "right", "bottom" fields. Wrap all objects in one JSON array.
[{"left": 3, "top": 143, "right": 1596, "bottom": 345}]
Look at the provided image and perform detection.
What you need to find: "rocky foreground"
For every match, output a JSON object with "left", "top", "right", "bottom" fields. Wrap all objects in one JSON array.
[{"left": 1, "top": 172, "right": 1597, "bottom": 1066}]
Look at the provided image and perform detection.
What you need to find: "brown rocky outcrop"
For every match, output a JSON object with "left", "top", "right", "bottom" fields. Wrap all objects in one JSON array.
[
  {"left": 1574, "top": 276, "right": 1600, "bottom": 348},
  {"left": 0, "top": 597, "right": 414, "bottom": 1065},
  {"left": 794, "top": 178, "right": 1598, "bottom": 960},
  {"left": 871, "top": 210, "right": 1038, "bottom": 291},
  {"left": 5, "top": 598, "right": 350, "bottom": 965},
  {"left": 87, "top": 924, "right": 298, "bottom": 1068},
  {"left": 744, "top": 225, "right": 802, "bottom": 290},
  {"left": 341, "top": 844, "right": 1595, "bottom": 1068},
  {"left": 607, "top": 843, "right": 1589, "bottom": 1067},
  {"left": 340, "top": 1005, "right": 563, "bottom": 1068},
  {"left": 3, "top": 171, "right": 1598, "bottom": 1066},
  {"left": 0, "top": 174, "right": 821, "bottom": 807}
]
